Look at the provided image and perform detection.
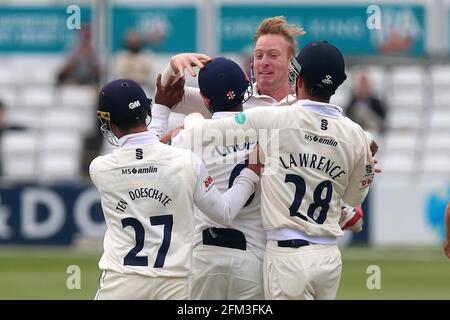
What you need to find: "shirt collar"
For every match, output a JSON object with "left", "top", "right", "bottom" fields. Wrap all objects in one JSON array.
[
  {"left": 118, "top": 131, "right": 159, "bottom": 148},
  {"left": 252, "top": 83, "right": 296, "bottom": 105},
  {"left": 211, "top": 111, "right": 239, "bottom": 119},
  {"left": 252, "top": 82, "right": 279, "bottom": 101},
  {"left": 297, "top": 99, "right": 343, "bottom": 117}
]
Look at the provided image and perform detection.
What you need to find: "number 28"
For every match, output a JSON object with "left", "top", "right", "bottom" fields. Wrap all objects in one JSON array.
[{"left": 285, "top": 174, "right": 333, "bottom": 224}]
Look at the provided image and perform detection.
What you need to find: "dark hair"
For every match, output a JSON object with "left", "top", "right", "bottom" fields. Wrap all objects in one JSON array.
[
  {"left": 112, "top": 110, "right": 148, "bottom": 129},
  {"left": 209, "top": 96, "right": 245, "bottom": 113},
  {"left": 300, "top": 74, "right": 332, "bottom": 100}
]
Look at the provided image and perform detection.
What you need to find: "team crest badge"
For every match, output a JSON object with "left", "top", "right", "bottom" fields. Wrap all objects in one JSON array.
[
  {"left": 227, "top": 91, "right": 235, "bottom": 100},
  {"left": 234, "top": 112, "right": 246, "bottom": 125},
  {"left": 322, "top": 75, "right": 333, "bottom": 85}
]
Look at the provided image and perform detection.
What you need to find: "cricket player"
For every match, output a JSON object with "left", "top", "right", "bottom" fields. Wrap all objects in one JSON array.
[
  {"left": 161, "top": 57, "right": 265, "bottom": 299},
  {"left": 90, "top": 78, "right": 261, "bottom": 300},
  {"left": 183, "top": 41, "right": 376, "bottom": 299}
]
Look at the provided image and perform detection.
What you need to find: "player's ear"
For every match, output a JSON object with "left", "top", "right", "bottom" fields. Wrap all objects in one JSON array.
[
  {"left": 200, "top": 93, "right": 214, "bottom": 114},
  {"left": 147, "top": 98, "right": 152, "bottom": 118},
  {"left": 298, "top": 73, "right": 304, "bottom": 85},
  {"left": 295, "top": 74, "right": 302, "bottom": 98},
  {"left": 250, "top": 61, "right": 255, "bottom": 83}
]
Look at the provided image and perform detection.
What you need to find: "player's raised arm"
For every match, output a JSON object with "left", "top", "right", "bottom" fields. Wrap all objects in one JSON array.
[
  {"left": 148, "top": 74, "right": 185, "bottom": 138},
  {"left": 191, "top": 152, "right": 261, "bottom": 225},
  {"left": 184, "top": 106, "right": 279, "bottom": 147},
  {"left": 160, "top": 53, "right": 212, "bottom": 117}
]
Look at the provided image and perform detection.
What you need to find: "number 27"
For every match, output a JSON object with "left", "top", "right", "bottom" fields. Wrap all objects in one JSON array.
[{"left": 121, "top": 215, "right": 173, "bottom": 268}]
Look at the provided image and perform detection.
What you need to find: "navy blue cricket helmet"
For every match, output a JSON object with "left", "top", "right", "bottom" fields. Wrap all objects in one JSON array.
[
  {"left": 198, "top": 57, "right": 252, "bottom": 113},
  {"left": 97, "top": 79, "right": 152, "bottom": 145},
  {"left": 289, "top": 41, "right": 347, "bottom": 97}
]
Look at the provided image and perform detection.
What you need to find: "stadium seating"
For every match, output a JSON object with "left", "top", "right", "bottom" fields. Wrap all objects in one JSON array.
[
  {"left": 57, "top": 85, "right": 96, "bottom": 110},
  {"left": 430, "top": 65, "right": 450, "bottom": 88},
  {"left": 387, "top": 108, "right": 422, "bottom": 131},
  {"left": 1, "top": 131, "right": 39, "bottom": 179},
  {"left": 39, "top": 153, "right": 81, "bottom": 180},
  {"left": 391, "top": 66, "right": 424, "bottom": 88},
  {"left": 22, "top": 86, "right": 55, "bottom": 109}
]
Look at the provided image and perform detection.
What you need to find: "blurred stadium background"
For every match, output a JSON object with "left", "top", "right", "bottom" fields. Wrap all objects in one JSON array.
[{"left": 0, "top": 0, "right": 449, "bottom": 299}]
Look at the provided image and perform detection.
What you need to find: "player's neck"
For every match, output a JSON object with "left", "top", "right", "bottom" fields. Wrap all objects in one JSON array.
[
  {"left": 227, "top": 104, "right": 243, "bottom": 113},
  {"left": 115, "top": 125, "right": 148, "bottom": 139},
  {"left": 308, "top": 96, "right": 330, "bottom": 104},
  {"left": 212, "top": 104, "right": 243, "bottom": 114},
  {"left": 258, "top": 84, "right": 289, "bottom": 102},
  {"left": 299, "top": 90, "right": 330, "bottom": 104}
]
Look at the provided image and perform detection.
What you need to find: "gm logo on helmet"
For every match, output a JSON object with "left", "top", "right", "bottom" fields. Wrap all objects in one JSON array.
[{"left": 129, "top": 100, "right": 141, "bottom": 109}]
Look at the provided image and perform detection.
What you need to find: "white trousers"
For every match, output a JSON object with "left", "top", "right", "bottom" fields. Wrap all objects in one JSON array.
[
  {"left": 189, "top": 244, "right": 264, "bottom": 300},
  {"left": 263, "top": 241, "right": 342, "bottom": 300},
  {"left": 95, "top": 269, "right": 188, "bottom": 300}
]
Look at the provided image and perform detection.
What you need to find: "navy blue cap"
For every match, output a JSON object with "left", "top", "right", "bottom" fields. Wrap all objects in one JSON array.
[
  {"left": 295, "top": 41, "right": 347, "bottom": 96},
  {"left": 198, "top": 57, "right": 250, "bottom": 111},
  {"left": 98, "top": 79, "right": 151, "bottom": 124}
]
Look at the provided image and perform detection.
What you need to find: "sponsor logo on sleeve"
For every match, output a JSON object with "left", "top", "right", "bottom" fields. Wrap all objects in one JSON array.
[
  {"left": 360, "top": 174, "right": 374, "bottom": 189},
  {"left": 203, "top": 176, "right": 214, "bottom": 192},
  {"left": 361, "top": 164, "right": 375, "bottom": 189}
]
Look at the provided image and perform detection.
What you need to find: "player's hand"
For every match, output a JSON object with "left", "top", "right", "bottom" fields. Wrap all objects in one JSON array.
[
  {"left": 160, "top": 127, "right": 182, "bottom": 144},
  {"left": 444, "top": 238, "right": 450, "bottom": 259},
  {"left": 170, "top": 53, "right": 212, "bottom": 78},
  {"left": 246, "top": 144, "right": 264, "bottom": 176},
  {"left": 154, "top": 74, "right": 185, "bottom": 108},
  {"left": 370, "top": 140, "right": 379, "bottom": 156},
  {"left": 373, "top": 158, "right": 382, "bottom": 174}
]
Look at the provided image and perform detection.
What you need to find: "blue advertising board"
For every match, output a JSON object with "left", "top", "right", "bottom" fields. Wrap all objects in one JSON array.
[
  {"left": 0, "top": 183, "right": 104, "bottom": 245},
  {"left": 0, "top": 6, "right": 91, "bottom": 53},
  {"left": 111, "top": 5, "right": 197, "bottom": 53},
  {"left": 220, "top": 4, "right": 425, "bottom": 56}
]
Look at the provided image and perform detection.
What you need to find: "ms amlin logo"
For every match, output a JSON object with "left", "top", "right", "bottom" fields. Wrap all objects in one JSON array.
[{"left": 426, "top": 185, "right": 450, "bottom": 240}]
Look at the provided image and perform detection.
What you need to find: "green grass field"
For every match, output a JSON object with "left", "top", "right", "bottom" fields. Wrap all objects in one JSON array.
[
  {"left": 0, "top": 246, "right": 449, "bottom": 299},
  {"left": 339, "top": 246, "right": 450, "bottom": 299}
]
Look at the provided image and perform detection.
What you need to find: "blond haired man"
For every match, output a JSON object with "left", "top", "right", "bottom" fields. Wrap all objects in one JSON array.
[
  {"left": 250, "top": 16, "right": 305, "bottom": 105},
  {"left": 154, "top": 16, "right": 305, "bottom": 127}
]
